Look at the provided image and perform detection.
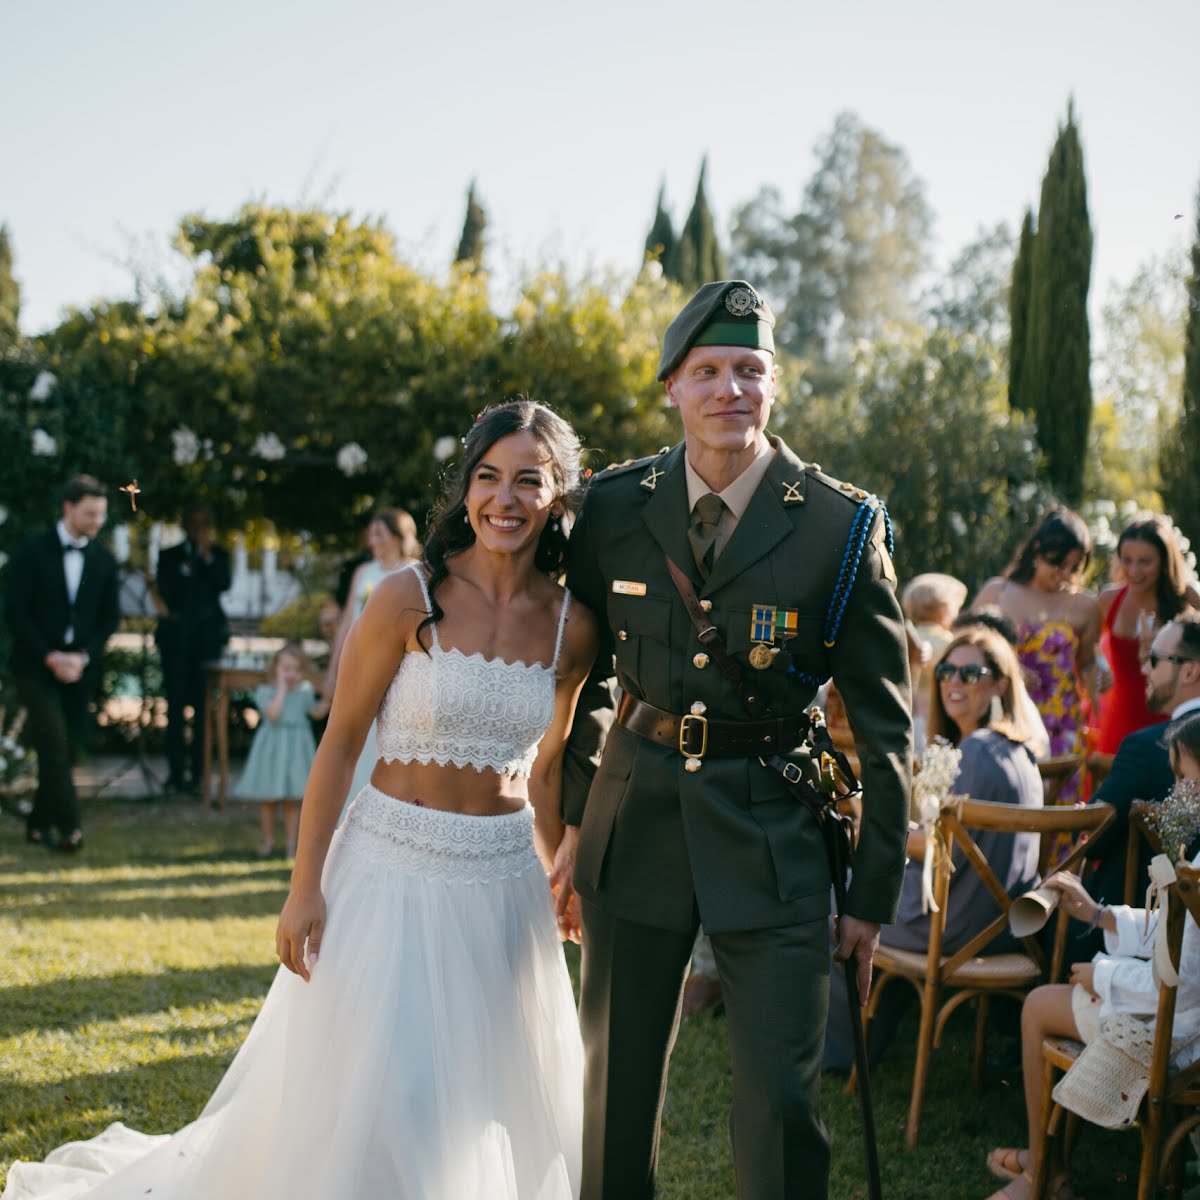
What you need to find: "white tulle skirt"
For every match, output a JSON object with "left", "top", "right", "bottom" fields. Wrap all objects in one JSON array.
[{"left": 3, "top": 786, "right": 583, "bottom": 1200}]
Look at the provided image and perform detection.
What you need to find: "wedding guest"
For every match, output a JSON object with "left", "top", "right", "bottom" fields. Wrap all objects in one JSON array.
[
  {"left": 3, "top": 475, "right": 118, "bottom": 851},
  {"left": 156, "top": 505, "right": 231, "bottom": 794},
  {"left": 233, "top": 643, "right": 321, "bottom": 858},
  {"left": 972, "top": 508, "right": 1100, "bottom": 803},
  {"left": 981, "top": 711, "right": 1200, "bottom": 1200},
  {"left": 903, "top": 571, "right": 967, "bottom": 710},
  {"left": 1095, "top": 514, "right": 1200, "bottom": 754},
  {"left": 824, "top": 626, "right": 1042, "bottom": 1069}
]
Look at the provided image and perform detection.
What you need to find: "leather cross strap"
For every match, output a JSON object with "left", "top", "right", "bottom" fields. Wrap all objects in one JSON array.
[{"left": 616, "top": 693, "right": 809, "bottom": 759}]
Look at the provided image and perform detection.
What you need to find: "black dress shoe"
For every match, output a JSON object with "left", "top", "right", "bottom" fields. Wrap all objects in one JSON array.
[
  {"left": 55, "top": 830, "right": 84, "bottom": 853},
  {"left": 26, "top": 827, "right": 53, "bottom": 848}
]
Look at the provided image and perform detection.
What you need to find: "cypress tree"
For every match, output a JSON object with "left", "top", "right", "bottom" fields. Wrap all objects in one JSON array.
[
  {"left": 453, "top": 181, "right": 487, "bottom": 271},
  {"left": 643, "top": 183, "right": 675, "bottom": 269},
  {"left": 0, "top": 225, "right": 19, "bottom": 341},
  {"left": 1007, "top": 208, "right": 1035, "bottom": 411},
  {"left": 665, "top": 158, "right": 727, "bottom": 290},
  {"left": 1024, "top": 101, "right": 1093, "bottom": 504},
  {"left": 1162, "top": 182, "right": 1200, "bottom": 546}
]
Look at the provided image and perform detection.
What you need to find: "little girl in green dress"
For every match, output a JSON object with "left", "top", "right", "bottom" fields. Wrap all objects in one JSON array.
[{"left": 233, "top": 643, "right": 321, "bottom": 857}]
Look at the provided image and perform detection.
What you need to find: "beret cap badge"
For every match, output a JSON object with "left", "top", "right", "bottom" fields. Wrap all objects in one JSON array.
[{"left": 724, "top": 286, "right": 758, "bottom": 317}]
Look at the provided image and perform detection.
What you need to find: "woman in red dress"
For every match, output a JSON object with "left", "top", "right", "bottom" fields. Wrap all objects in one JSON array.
[{"left": 1096, "top": 513, "right": 1199, "bottom": 753}]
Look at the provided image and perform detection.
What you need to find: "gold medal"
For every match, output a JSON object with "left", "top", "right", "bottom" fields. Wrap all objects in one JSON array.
[{"left": 749, "top": 643, "right": 777, "bottom": 671}]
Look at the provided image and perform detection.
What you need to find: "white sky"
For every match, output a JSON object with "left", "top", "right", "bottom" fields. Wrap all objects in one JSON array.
[{"left": 3, "top": 0, "right": 1198, "bottom": 335}]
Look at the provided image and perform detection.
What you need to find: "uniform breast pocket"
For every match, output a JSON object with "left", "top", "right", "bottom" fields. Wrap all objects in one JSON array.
[{"left": 606, "top": 591, "right": 672, "bottom": 693}]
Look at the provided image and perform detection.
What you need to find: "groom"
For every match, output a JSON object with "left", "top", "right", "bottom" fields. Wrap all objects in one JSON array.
[
  {"left": 4, "top": 474, "right": 119, "bottom": 850},
  {"left": 562, "top": 281, "right": 912, "bottom": 1199}
]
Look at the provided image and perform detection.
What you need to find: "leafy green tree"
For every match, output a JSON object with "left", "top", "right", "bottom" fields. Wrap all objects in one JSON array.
[
  {"left": 664, "top": 158, "right": 726, "bottom": 291},
  {"left": 925, "top": 222, "right": 1014, "bottom": 346},
  {"left": 0, "top": 225, "right": 19, "bottom": 344},
  {"left": 731, "top": 111, "right": 933, "bottom": 371},
  {"left": 1092, "top": 251, "right": 1187, "bottom": 505},
  {"left": 1162, "top": 184, "right": 1200, "bottom": 546},
  {"left": 1008, "top": 209, "right": 1035, "bottom": 412},
  {"left": 454, "top": 181, "right": 487, "bottom": 271},
  {"left": 643, "top": 183, "right": 675, "bottom": 269},
  {"left": 1024, "top": 101, "right": 1094, "bottom": 504}
]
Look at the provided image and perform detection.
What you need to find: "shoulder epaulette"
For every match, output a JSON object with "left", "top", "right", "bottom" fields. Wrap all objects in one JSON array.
[{"left": 590, "top": 447, "right": 668, "bottom": 485}]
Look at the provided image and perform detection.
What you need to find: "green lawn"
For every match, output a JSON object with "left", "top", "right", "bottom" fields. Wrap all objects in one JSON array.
[{"left": 1, "top": 798, "right": 1142, "bottom": 1198}]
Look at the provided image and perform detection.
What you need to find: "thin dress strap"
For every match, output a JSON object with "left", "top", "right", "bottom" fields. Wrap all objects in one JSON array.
[
  {"left": 408, "top": 563, "right": 439, "bottom": 648},
  {"left": 550, "top": 590, "right": 571, "bottom": 671}
]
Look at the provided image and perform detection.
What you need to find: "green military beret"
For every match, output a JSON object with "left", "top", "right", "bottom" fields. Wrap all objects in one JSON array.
[{"left": 656, "top": 280, "right": 776, "bottom": 381}]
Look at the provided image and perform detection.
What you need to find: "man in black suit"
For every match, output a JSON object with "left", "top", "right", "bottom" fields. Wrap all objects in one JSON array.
[
  {"left": 1071, "top": 611, "right": 1200, "bottom": 961},
  {"left": 156, "top": 505, "right": 231, "bottom": 794},
  {"left": 4, "top": 475, "right": 119, "bottom": 850}
]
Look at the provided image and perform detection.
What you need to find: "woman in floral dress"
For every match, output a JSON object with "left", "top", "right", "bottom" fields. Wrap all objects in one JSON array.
[{"left": 972, "top": 509, "right": 1100, "bottom": 814}]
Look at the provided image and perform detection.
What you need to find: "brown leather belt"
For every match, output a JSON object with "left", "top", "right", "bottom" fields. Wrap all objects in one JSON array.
[{"left": 616, "top": 692, "right": 809, "bottom": 759}]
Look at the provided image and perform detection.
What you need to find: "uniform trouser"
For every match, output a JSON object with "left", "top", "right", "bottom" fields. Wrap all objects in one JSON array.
[
  {"left": 15, "top": 671, "right": 88, "bottom": 837},
  {"left": 579, "top": 898, "right": 832, "bottom": 1200},
  {"left": 160, "top": 638, "right": 209, "bottom": 783}
]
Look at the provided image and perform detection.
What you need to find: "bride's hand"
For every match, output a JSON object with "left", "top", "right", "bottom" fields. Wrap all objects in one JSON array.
[
  {"left": 549, "top": 826, "right": 581, "bottom": 944},
  {"left": 276, "top": 885, "right": 326, "bottom": 981}
]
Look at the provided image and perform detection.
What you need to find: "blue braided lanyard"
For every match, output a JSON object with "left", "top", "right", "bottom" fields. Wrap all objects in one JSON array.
[{"left": 785, "top": 495, "right": 893, "bottom": 689}]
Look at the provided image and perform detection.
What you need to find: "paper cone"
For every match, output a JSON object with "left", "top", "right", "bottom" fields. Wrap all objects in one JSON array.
[{"left": 1010, "top": 885, "right": 1060, "bottom": 937}]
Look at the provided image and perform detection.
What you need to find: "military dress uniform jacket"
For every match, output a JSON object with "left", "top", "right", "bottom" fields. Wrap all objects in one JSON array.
[{"left": 564, "top": 437, "right": 912, "bottom": 934}]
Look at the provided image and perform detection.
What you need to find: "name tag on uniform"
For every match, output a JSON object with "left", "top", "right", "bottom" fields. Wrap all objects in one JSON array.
[{"left": 612, "top": 580, "right": 647, "bottom": 597}]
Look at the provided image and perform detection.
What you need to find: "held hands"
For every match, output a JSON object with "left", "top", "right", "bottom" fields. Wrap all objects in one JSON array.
[
  {"left": 833, "top": 914, "right": 881, "bottom": 1002},
  {"left": 276, "top": 886, "right": 326, "bottom": 981},
  {"left": 549, "top": 826, "right": 581, "bottom": 944}
]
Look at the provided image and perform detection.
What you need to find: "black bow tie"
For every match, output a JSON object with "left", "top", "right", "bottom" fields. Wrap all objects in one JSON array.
[{"left": 62, "top": 540, "right": 87, "bottom": 554}]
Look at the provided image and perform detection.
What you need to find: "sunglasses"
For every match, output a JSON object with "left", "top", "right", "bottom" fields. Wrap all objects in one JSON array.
[
  {"left": 934, "top": 662, "right": 992, "bottom": 685},
  {"left": 1148, "top": 652, "right": 1199, "bottom": 670}
]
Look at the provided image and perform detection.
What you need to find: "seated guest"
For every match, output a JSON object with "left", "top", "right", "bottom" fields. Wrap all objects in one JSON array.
[
  {"left": 824, "top": 626, "right": 1043, "bottom": 1069},
  {"left": 953, "top": 607, "right": 1051, "bottom": 761},
  {"left": 1067, "top": 610, "right": 1200, "bottom": 966},
  {"left": 981, "top": 712, "right": 1200, "bottom": 1200}
]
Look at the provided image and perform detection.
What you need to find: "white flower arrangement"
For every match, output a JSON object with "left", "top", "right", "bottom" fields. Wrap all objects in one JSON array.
[
  {"left": 336, "top": 442, "right": 368, "bottom": 477},
  {"left": 30, "top": 429, "right": 58, "bottom": 457},
  {"left": 172, "top": 425, "right": 200, "bottom": 466},
  {"left": 913, "top": 737, "right": 964, "bottom": 913},
  {"left": 252, "top": 432, "right": 287, "bottom": 461}
]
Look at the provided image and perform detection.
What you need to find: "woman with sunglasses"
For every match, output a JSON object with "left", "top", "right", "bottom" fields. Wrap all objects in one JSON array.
[
  {"left": 824, "top": 626, "right": 1042, "bottom": 1069},
  {"left": 1095, "top": 513, "right": 1200, "bottom": 754},
  {"left": 972, "top": 508, "right": 1100, "bottom": 808}
]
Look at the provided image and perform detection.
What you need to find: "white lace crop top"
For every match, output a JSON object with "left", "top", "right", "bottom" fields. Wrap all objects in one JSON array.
[{"left": 375, "top": 564, "right": 569, "bottom": 778}]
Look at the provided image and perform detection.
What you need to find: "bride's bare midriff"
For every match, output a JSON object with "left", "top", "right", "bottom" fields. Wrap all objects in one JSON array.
[{"left": 370, "top": 758, "right": 530, "bottom": 816}]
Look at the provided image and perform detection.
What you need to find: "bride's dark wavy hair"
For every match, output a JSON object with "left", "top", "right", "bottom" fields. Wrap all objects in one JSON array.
[{"left": 417, "top": 399, "right": 583, "bottom": 650}]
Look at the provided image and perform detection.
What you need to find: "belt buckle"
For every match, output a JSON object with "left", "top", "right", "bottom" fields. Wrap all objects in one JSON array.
[
  {"left": 781, "top": 760, "right": 803, "bottom": 783},
  {"left": 679, "top": 713, "right": 709, "bottom": 759}
]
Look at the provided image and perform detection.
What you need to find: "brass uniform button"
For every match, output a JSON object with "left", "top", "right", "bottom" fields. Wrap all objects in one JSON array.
[
  {"left": 684, "top": 757, "right": 702, "bottom": 773},
  {"left": 699, "top": 600, "right": 713, "bottom": 613},
  {"left": 690, "top": 701, "right": 707, "bottom": 715},
  {"left": 617, "top": 630, "right": 628, "bottom": 641},
  {"left": 693, "top": 653, "right": 709, "bottom": 669}
]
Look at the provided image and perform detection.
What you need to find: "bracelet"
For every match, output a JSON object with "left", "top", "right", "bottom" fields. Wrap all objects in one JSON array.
[{"left": 1082, "top": 900, "right": 1107, "bottom": 934}]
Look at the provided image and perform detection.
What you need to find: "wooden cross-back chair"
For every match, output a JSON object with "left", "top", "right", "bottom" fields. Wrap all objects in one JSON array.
[
  {"left": 1034, "top": 810, "right": 1200, "bottom": 1200},
  {"left": 852, "top": 798, "right": 1115, "bottom": 1148},
  {"left": 1036, "top": 755, "right": 1089, "bottom": 875}
]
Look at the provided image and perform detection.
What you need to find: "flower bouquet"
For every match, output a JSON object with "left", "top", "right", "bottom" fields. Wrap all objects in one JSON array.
[
  {"left": 912, "top": 737, "right": 963, "bottom": 913},
  {"left": 0, "top": 706, "right": 37, "bottom": 817}
]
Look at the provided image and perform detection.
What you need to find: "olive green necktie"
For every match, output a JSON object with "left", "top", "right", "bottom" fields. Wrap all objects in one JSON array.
[{"left": 688, "top": 492, "right": 726, "bottom": 580}]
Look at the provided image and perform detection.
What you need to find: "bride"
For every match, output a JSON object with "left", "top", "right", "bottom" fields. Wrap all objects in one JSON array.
[{"left": 3, "top": 400, "right": 597, "bottom": 1200}]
